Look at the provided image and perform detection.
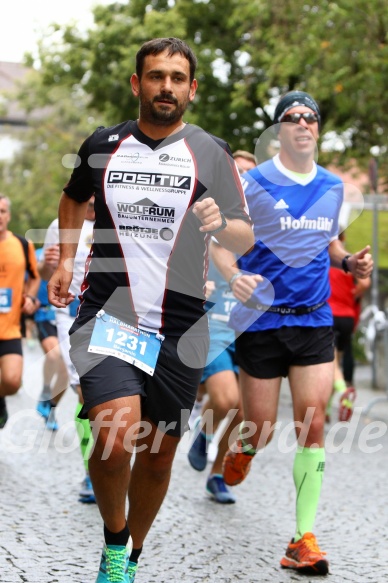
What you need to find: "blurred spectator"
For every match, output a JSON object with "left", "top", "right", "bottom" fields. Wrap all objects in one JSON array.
[{"left": 327, "top": 231, "right": 371, "bottom": 422}]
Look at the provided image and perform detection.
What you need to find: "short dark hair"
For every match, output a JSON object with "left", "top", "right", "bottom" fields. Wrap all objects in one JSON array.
[{"left": 136, "top": 38, "right": 197, "bottom": 83}]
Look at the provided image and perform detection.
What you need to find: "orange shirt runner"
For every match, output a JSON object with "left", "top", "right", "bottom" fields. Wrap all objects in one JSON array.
[{"left": 0, "top": 233, "right": 39, "bottom": 340}]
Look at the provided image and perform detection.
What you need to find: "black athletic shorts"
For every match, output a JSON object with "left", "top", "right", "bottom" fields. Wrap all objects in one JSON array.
[
  {"left": 235, "top": 326, "right": 334, "bottom": 379},
  {"left": 0, "top": 338, "right": 23, "bottom": 357},
  {"left": 332, "top": 316, "right": 354, "bottom": 352},
  {"left": 69, "top": 317, "right": 208, "bottom": 437},
  {"left": 36, "top": 320, "right": 57, "bottom": 343}
]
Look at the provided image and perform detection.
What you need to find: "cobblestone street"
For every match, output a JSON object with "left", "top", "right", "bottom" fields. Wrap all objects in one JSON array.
[{"left": 1, "top": 341, "right": 387, "bottom": 582}]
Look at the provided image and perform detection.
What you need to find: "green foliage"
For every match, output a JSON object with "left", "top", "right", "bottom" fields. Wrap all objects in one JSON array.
[
  {"left": 22, "top": 0, "right": 388, "bottom": 162},
  {"left": 2, "top": 0, "right": 388, "bottom": 236},
  {"left": 346, "top": 208, "right": 388, "bottom": 268},
  {"left": 231, "top": 0, "right": 388, "bottom": 163},
  {"left": 0, "top": 74, "right": 99, "bottom": 236}
]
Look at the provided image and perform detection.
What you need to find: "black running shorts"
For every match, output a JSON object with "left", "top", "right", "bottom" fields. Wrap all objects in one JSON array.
[
  {"left": 69, "top": 317, "right": 208, "bottom": 437},
  {"left": 332, "top": 316, "right": 354, "bottom": 352},
  {"left": 0, "top": 338, "right": 23, "bottom": 357},
  {"left": 235, "top": 326, "right": 334, "bottom": 379},
  {"left": 36, "top": 320, "right": 57, "bottom": 343}
]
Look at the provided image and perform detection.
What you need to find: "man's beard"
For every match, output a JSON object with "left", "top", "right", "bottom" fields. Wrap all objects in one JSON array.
[{"left": 139, "top": 90, "right": 190, "bottom": 126}]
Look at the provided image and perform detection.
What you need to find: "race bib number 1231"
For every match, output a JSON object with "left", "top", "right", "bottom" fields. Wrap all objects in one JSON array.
[{"left": 88, "top": 310, "right": 164, "bottom": 376}]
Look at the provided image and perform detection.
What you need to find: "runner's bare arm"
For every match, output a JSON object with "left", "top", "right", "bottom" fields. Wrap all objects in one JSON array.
[
  {"left": 192, "top": 197, "right": 254, "bottom": 255},
  {"left": 329, "top": 239, "right": 373, "bottom": 279},
  {"left": 22, "top": 270, "right": 41, "bottom": 315},
  {"left": 210, "top": 240, "right": 262, "bottom": 303},
  {"left": 38, "top": 244, "right": 60, "bottom": 281},
  {"left": 47, "top": 192, "right": 89, "bottom": 308}
]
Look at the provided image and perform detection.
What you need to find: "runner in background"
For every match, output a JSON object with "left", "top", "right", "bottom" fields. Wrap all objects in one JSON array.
[
  {"left": 327, "top": 230, "right": 371, "bottom": 422},
  {"left": 39, "top": 198, "right": 95, "bottom": 502},
  {"left": 233, "top": 150, "right": 258, "bottom": 174},
  {"left": 187, "top": 257, "right": 242, "bottom": 503},
  {"left": 213, "top": 91, "right": 373, "bottom": 576},
  {"left": 0, "top": 194, "right": 40, "bottom": 428},
  {"left": 188, "top": 151, "right": 257, "bottom": 504},
  {"left": 35, "top": 246, "right": 69, "bottom": 431}
]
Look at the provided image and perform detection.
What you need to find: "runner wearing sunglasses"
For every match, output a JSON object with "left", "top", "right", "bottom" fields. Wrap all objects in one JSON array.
[
  {"left": 281, "top": 112, "right": 319, "bottom": 124},
  {"left": 211, "top": 90, "right": 373, "bottom": 576}
]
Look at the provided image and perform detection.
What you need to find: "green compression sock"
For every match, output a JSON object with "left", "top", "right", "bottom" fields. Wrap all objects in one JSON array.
[
  {"left": 334, "top": 379, "right": 347, "bottom": 394},
  {"left": 75, "top": 402, "right": 94, "bottom": 471},
  {"left": 240, "top": 437, "right": 256, "bottom": 456},
  {"left": 239, "top": 422, "right": 257, "bottom": 456},
  {"left": 293, "top": 446, "right": 325, "bottom": 541}
]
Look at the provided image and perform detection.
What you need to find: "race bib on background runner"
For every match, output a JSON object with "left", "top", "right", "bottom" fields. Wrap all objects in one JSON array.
[{"left": 0, "top": 288, "right": 12, "bottom": 313}]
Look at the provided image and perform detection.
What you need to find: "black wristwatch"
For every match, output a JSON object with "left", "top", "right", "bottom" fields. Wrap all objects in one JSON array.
[
  {"left": 342, "top": 255, "right": 352, "bottom": 273},
  {"left": 208, "top": 212, "right": 227, "bottom": 235}
]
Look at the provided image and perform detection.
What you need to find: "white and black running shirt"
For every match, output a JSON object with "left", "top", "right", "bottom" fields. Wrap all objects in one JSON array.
[{"left": 64, "top": 121, "right": 250, "bottom": 336}]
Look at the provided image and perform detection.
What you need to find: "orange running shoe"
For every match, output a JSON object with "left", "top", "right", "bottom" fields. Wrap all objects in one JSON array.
[
  {"left": 222, "top": 440, "right": 254, "bottom": 486},
  {"left": 338, "top": 386, "right": 356, "bottom": 422},
  {"left": 280, "top": 532, "right": 329, "bottom": 575}
]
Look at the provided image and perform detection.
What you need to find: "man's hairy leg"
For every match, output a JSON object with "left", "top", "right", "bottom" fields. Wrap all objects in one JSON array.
[
  {"left": 239, "top": 369, "right": 282, "bottom": 450},
  {"left": 127, "top": 418, "right": 180, "bottom": 549},
  {"left": 289, "top": 362, "right": 333, "bottom": 447},
  {"left": 88, "top": 395, "right": 141, "bottom": 533}
]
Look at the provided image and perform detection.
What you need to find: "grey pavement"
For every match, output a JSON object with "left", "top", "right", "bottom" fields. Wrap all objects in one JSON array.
[{"left": 1, "top": 341, "right": 388, "bottom": 583}]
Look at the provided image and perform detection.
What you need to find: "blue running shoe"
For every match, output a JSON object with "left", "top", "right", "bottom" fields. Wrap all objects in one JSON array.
[
  {"left": 36, "top": 400, "right": 51, "bottom": 420},
  {"left": 188, "top": 417, "right": 208, "bottom": 471},
  {"left": 96, "top": 545, "right": 138, "bottom": 582},
  {"left": 206, "top": 474, "right": 236, "bottom": 504},
  {"left": 79, "top": 473, "right": 96, "bottom": 504},
  {"left": 46, "top": 407, "right": 58, "bottom": 431}
]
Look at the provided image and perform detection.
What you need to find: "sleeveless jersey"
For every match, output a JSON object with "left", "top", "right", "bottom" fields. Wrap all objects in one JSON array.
[
  {"left": 229, "top": 155, "right": 343, "bottom": 332},
  {"left": 64, "top": 121, "right": 250, "bottom": 336}
]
